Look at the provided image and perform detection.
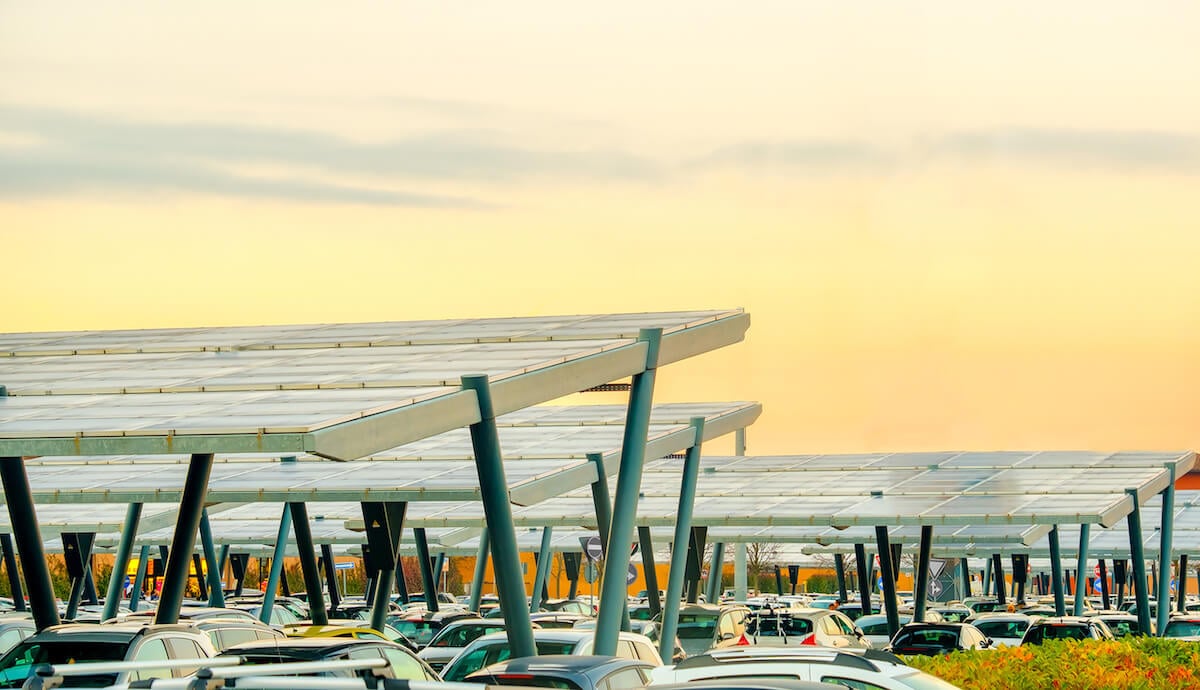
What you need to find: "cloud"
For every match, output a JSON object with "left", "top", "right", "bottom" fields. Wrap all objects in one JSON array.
[
  {"left": 690, "top": 139, "right": 893, "bottom": 173},
  {"left": 0, "top": 104, "right": 659, "bottom": 206}
]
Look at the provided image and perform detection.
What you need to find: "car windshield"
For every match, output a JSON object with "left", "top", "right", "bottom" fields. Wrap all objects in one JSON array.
[
  {"left": 441, "top": 641, "right": 577, "bottom": 681},
  {"left": 1027, "top": 624, "right": 1088, "bottom": 642},
  {"left": 676, "top": 615, "right": 717, "bottom": 639},
  {"left": 0, "top": 641, "right": 127, "bottom": 688},
  {"left": 430, "top": 625, "right": 503, "bottom": 648},
  {"left": 892, "top": 629, "right": 959, "bottom": 651},
  {"left": 857, "top": 620, "right": 892, "bottom": 636},
  {"left": 393, "top": 621, "right": 438, "bottom": 646},
  {"left": 1163, "top": 621, "right": 1200, "bottom": 638},
  {"left": 1105, "top": 620, "right": 1138, "bottom": 638},
  {"left": 974, "top": 620, "right": 1026, "bottom": 638}
]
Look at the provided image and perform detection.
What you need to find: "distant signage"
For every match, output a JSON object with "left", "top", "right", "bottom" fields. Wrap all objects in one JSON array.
[
  {"left": 583, "top": 536, "right": 604, "bottom": 561},
  {"left": 584, "top": 561, "right": 599, "bottom": 584},
  {"left": 334, "top": 562, "right": 354, "bottom": 571},
  {"left": 626, "top": 564, "right": 637, "bottom": 586}
]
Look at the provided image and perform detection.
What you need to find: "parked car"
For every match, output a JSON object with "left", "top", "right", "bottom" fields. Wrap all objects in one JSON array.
[
  {"left": 283, "top": 620, "right": 413, "bottom": 649},
  {"left": 654, "top": 679, "right": 831, "bottom": 690},
  {"left": 124, "top": 606, "right": 259, "bottom": 624},
  {"left": 674, "top": 603, "right": 751, "bottom": 657},
  {"left": 0, "top": 622, "right": 215, "bottom": 688},
  {"left": 832, "top": 602, "right": 875, "bottom": 622},
  {"left": 1160, "top": 615, "right": 1200, "bottom": 642},
  {"left": 746, "top": 608, "right": 869, "bottom": 649},
  {"left": 930, "top": 606, "right": 973, "bottom": 623},
  {"left": 1020, "top": 617, "right": 1115, "bottom": 645},
  {"left": 417, "top": 619, "right": 515, "bottom": 672},
  {"left": 649, "top": 646, "right": 959, "bottom": 690},
  {"left": 0, "top": 619, "right": 34, "bottom": 656},
  {"left": 189, "top": 619, "right": 287, "bottom": 652},
  {"left": 885, "top": 622, "right": 992, "bottom": 655},
  {"left": 466, "top": 655, "right": 655, "bottom": 689},
  {"left": 966, "top": 614, "right": 1033, "bottom": 648},
  {"left": 1092, "top": 612, "right": 1143, "bottom": 639},
  {"left": 573, "top": 617, "right": 686, "bottom": 663},
  {"left": 539, "top": 599, "right": 597, "bottom": 616},
  {"left": 440, "top": 629, "right": 662, "bottom": 682},
  {"left": 388, "top": 608, "right": 478, "bottom": 649},
  {"left": 218, "top": 637, "right": 439, "bottom": 679}
]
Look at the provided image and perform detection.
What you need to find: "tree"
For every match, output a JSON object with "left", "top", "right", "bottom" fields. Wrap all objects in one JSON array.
[{"left": 745, "top": 543, "right": 784, "bottom": 592}]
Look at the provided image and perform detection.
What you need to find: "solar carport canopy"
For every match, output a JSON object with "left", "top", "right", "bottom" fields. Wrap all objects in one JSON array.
[
  {"left": 492, "top": 451, "right": 1196, "bottom": 530},
  {"left": 0, "top": 310, "right": 749, "bottom": 460}
]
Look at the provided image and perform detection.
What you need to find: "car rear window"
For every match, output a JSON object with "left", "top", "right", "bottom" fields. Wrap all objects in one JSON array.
[
  {"left": 748, "top": 615, "right": 814, "bottom": 637},
  {"left": 0, "top": 641, "right": 127, "bottom": 688},
  {"left": 1163, "top": 620, "right": 1200, "bottom": 638},
  {"left": 393, "top": 621, "right": 438, "bottom": 647},
  {"left": 1026, "top": 624, "right": 1088, "bottom": 642},
  {"left": 676, "top": 615, "right": 717, "bottom": 639},
  {"left": 974, "top": 621, "right": 1025, "bottom": 638},
  {"left": 891, "top": 629, "right": 959, "bottom": 652}
]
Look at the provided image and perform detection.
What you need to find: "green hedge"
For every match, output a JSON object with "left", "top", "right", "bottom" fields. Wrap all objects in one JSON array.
[{"left": 905, "top": 638, "right": 1200, "bottom": 689}]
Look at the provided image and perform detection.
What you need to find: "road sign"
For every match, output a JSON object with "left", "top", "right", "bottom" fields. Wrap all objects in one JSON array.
[
  {"left": 334, "top": 562, "right": 354, "bottom": 570},
  {"left": 582, "top": 536, "right": 604, "bottom": 562},
  {"left": 1095, "top": 565, "right": 1102, "bottom": 578},
  {"left": 584, "top": 561, "right": 599, "bottom": 584},
  {"left": 626, "top": 564, "right": 637, "bottom": 586},
  {"left": 929, "top": 580, "right": 942, "bottom": 597}
]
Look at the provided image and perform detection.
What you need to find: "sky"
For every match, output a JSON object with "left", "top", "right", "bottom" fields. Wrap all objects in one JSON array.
[{"left": 3, "top": 2, "right": 1199, "bottom": 456}]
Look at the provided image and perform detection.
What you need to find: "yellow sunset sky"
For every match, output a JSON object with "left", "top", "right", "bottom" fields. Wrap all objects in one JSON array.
[{"left": 3, "top": 3, "right": 1198, "bottom": 456}]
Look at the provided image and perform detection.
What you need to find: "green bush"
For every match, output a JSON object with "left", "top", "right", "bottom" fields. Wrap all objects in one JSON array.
[{"left": 906, "top": 637, "right": 1200, "bottom": 689}]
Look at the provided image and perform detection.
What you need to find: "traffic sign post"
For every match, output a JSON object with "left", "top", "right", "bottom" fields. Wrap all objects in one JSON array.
[
  {"left": 584, "top": 561, "right": 599, "bottom": 584},
  {"left": 582, "top": 536, "right": 604, "bottom": 562}
]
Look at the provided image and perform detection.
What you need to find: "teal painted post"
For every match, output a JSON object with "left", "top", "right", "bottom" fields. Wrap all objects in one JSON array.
[
  {"left": 0, "top": 535, "right": 25, "bottom": 613},
  {"left": 469, "top": 529, "right": 491, "bottom": 612},
  {"left": 461, "top": 374, "right": 536, "bottom": 659},
  {"left": 1049, "top": 526, "right": 1065, "bottom": 616},
  {"left": 705, "top": 543, "right": 726, "bottom": 604},
  {"left": 914, "top": 526, "right": 933, "bottom": 622},
  {"left": 854, "top": 544, "right": 872, "bottom": 614},
  {"left": 129, "top": 545, "right": 150, "bottom": 612},
  {"left": 733, "top": 542, "right": 748, "bottom": 602},
  {"left": 983, "top": 558, "right": 992, "bottom": 602},
  {"left": 587, "top": 452, "right": 628, "bottom": 630},
  {"left": 1, "top": 457, "right": 60, "bottom": 630},
  {"left": 639, "top": 527, "right": 662, "bottom": 617},
  {"left": 103, "top": 502, "right": 143, "bottom": 620},
  {"left": 218, "top": 545, "right": 230, "bottom": 580},
  {"left": 1074, "top": 525, "right": 1090, "bottom": 615},
  {"left": 155, "top": 453, "right": 214, "bottom": 625},
  {"left": 289, "top": 502, "right": 328, "bottom": 625},
  {"left": 960, "top": 558, "right": 972, "bottom": 600},
  {"left": 658, "top": 417, "right": 705, "bottom": 661},
  {"left": 413, "top": 528, "right": 439, "bottom": 613},
  {"left": 531, "top": 527, "right": 554, "bottom": 612},
  {"left": 199, "top": 508, "right": 225, "bottom": 608},
  {"left": 261, "top": 505, "right": 292, "bottom": 624},
  {"left": 875, "top": 527, "right": 901, "bottom": 639},
  {"left": 1156, "top": 465, "right": 1176, "bottom": 637},
  {"left": 594, "top": 328, "right": 661, "bottom": 657},
  {"left": 1125, "top": 489, "right": 1152, "bottom": 635},
  {"left": 321, "top": 544, "right": 342, "bottom": 614}
]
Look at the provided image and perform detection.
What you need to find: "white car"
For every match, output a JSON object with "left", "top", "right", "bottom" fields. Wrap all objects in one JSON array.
[
  {"left": 440, "top": 629, "right": 662, "bottom": 681},
  {"left": 650, "top": 646, "right": 961, "bottom": 690},
  {"left": 746, "top": 608, "right": 870, "bottom": 649}
]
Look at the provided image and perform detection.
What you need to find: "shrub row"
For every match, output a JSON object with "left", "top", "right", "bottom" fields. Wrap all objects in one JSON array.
[{"left": 904, "top": 637, "right": 1200, "bottom": 689}]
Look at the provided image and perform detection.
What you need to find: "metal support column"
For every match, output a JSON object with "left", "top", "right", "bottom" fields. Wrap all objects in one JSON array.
[
  {"left": 854, "top": 544, "right": 872, "bottom": 614},
  {"left": 1157, "top": 466, "right": 1176, "bottom": 637},
  {"left": 1, "top": 457, "right": 60, "bottom": 630},
  {"left": 155, "top": 453, "right": 214, "bottom": 625},
  {"left": 288, "top": 502, "right": 328, "bottom": 626},
  {"left": 1049, "top": 527, "right": 1065, "bottom": 616},
  {"left": 129, "top": 545, "right": 150, "bottom": 612},
  {"left": 102, "top": 503, "right": 144, "bottom": 620},
  {"left": 321, "top": 544, "right": 341, "bottom": 615},
  {"left": 734, "top": 542, "right": 747, "bottom": 602},
  {"left": 834, "top": 554, "right": 848, "bottom": 604},
  {"left": 1074, "top": 524, "right": 1090, "bottom": 616},
  {"left": 1178, "top": 554, "right": 1190, "bottom": 614},
  {"left": 199, "top": 508, "right": 224, "bottom": 608},
  {"left": 705, "top": 543, "right": 726, "bottom": 604},
  {"left": 0, "top": 535, "right": 25, "bottom": 613},
  {"left": 639, "top": 527, "right": 661, "bottom": 617},
  {"left": 913, "top": 526, "right": 933, "bottom": 622},
  {"left": 587, "top": 452, "right": 627, "bottom": 628},
  {"left": 261, "top": 505, "right": 292, "bottom": 624},
  {"left": 413, "top": 528, "right": 439, "bottom": 613},
  {"left": 992, "top": 554, "right": 1006, "bottom": 606},
  {"left": 462, "top": 374, "right": 535, "bottom": 659},
  {"left": 192, "top": 554, "right": 208, "bottom": 600},
  {"left": 1098, "top": 559, "right": 1110, "bottom": 610},
  {"left": 531, "top": 528, "right": 554, "bottom": 612},
  {"left": 1125, "top": 489, "right": 1151, "bottom": 635},
  {"left": 983, "top": 559, "right": 992, "bottom": 601},
  {"left": 875, "top": 527, "right": 901, "bottom": 638},
  {"left": 469, "top": 529, "right": 491, "bottom": 612},
  {"left": 659, "top": 417, "right": 705, "bottom": 662},
  {"left": 959, "top": 558, "right": 971, "bottom": 600},
  {"left": 594, "top": 328, "right": 661, "bottom": 657}
]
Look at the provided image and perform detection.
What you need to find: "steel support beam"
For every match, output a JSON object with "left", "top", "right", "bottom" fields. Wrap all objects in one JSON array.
[
  {"left": 834, "top": 554, "right": 848, "bottom": 605},
  {"left": 321, "top": 544, "right": 341, "bottom": 614},
  {"left": 639, "top": 527, "right": 661, "bottom": 617},
  {"left": 531, "top": 528, "right": 554, "bottom": 612},
  {"left": 659, "top": 417, "right": 705, "bottom": 662},
  {"left": 199, "top": 508, "right": 224, "bottom": 608},
  {"left": 854, "top": 543, "right": 872, "bottom": 615},
  {"left": 1156, "top": 466, "right": 1176, "bottom": 637},
  {"left": 155, "top": 453, "right": 213, "bottom": 625},
  {"left": 959, "top": 558, "right": 971, "bottom": 600},
  {"left": 594, "top": 328, "right": 661, "bottom": 657},
  {"left": 1099, "top": 559, "right": 1111, "bottom": 610},
  {"left": 102, "top": 503, "right": 143, "bottom": 620},
  {"left": 261, "top": 505, "right": 292, "bottom": 624},
  {"left": 462, "top": 374, "right": 535, "bottom": 659},
  {"left": 705, "top": 543, "right": 726, "bottom": 604},
  {"left": 875, "top": 527, "right": 901, "bottom": 638},
  {"left": 129, "top": 545, "right": 150, "bottom": 612},
  {"left": 1, "top": 457, "right": 60, "bottom": 630},
  {"left": 469, "top": 529, "right": 490, "bottom": 613},
  {"left": 733, "top": 542, "right": 747, "bottom": 602},
  {"left": 1074, "top": 524, "right": 1090, "bottom": 616},
  {"left": 1179, "top": 554, "right": 1190, "bottom": 614},
  {"left": 1125, "top": 489, "right": 1151, "bottom": 635},
  {"left": 1049, "top": 526, "right": 1065, "bottom": 616},
  {"left": 288, "top": 502, "right": 328, "bottom": 626},
  {"left": 587, "top": 452, "right": 626, "bottom": 628},
  {"left": 913, "top": 526, "right": 933, "bottom": 622},
  {"left": 413, "top": 528, "right": 439, "bottom": 613},
  {"left": 0, "top": 534, "right": 25, "bottom": 613},
  {"left": 992, "top": 554, "right": 1006, "bottom": 606}
]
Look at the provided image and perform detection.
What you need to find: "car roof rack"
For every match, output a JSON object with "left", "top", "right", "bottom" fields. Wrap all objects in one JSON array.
[
  {"left": 678, "top": 647, "right": 877, "bottom": 672},
  {"left": 27, "top": 658, "right": 242, "bottom": 690}
]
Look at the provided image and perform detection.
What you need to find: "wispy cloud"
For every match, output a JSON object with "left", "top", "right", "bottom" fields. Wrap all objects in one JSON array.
[
  {"left": 0, "top": 104, "right": 659, "bottom": 206},
  {"left": 690, "top": 139, "right": 893, "bottom": 173}
]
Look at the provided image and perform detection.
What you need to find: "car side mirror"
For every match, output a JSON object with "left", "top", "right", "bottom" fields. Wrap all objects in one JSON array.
[{"left": 854, "top": 628, "right": 864, "bottom": 638}]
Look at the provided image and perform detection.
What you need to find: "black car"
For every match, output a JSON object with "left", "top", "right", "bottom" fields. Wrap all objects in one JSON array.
[
  {"left": 387, "top": 608, "right": 477, "bottom": 649},
  {"left": 466, "top": 655, "right": 655, "bottom": 690},
  {"left": 218, "top": 638, "right": 440, "bottom": 680},
  {"left": 1020, "top": 617, "right": 1115, "bottom": 645},
  {"left": 886, "top": 622, "right": 992, "bottom": 655}
]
